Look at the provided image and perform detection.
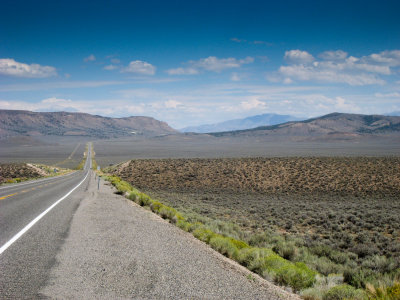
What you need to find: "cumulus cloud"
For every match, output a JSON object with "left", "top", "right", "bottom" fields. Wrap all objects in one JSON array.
[
  {"left": 319, "top": 50, "right": 348, "bottom": 61},
  {"left": 164, "top": 100, "right": 182, "bottom": 109},
  {"left": 284, "top": 50, "right": 315, "bottom": 64},
  {"left": 0, "top": 58, "right": 57, "bottom": 78},
  {"left": 274, "top": 49, "right": 400, "bottom": 86},
  {"left": 104, "top": 64, "right": 119, "bottom": 71},
  {"left": 279, "top": 64, "right": 385, "bottom": 85},
  {"left": 122, "top": 60, "right": 156, "bottom": 75},
  {"left": 84, "top": 54, "right": 96, "bottom": 62},
  {"left": 167, "top": 56, "right": 254, "bottom": 75},
  {"left": 366, "top": 50, "right": 400, "bottom": 66},
  {"left": 240, "top": 98, "right": 266, "bottom": 110},
  {"left": 192, "top": 56, "right": 254, "bottom": 72},
  {"left": 166, "top": 67, "right": 198, "bottom": 75}
]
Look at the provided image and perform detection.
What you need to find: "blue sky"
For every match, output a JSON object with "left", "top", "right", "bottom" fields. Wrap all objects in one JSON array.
[{"left": 0, "top": 0, "right": 399, "bottom": 128}]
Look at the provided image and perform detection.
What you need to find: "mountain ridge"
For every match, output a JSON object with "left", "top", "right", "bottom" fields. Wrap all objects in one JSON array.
[
  {"left": 0, "top": 109, "right": 177, "bottom": 139},
  {"left": 180, "top": 113, "right": 301, "bottom": 133},
  {"left": 209, "top": 112, "right": 400, "bottom": 140}
]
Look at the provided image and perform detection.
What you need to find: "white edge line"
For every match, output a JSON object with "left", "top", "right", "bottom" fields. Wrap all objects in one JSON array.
[
  {"left": 0, "top": 171, "right": 78, "bottom": 191},
  {"left": 0, "top": 170, "right": 90, "bottom": 255}
]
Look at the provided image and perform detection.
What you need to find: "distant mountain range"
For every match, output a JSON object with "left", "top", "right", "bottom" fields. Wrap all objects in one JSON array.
[
  {"left": 1, "top": 110, "right": 399, "bottom": 143},
  {"left": 210, "top": 112, "right": 400, "bottom": 140},
  {"left": 180, "top": 113, "right": 301, "bottom": 133},
  {"left": 0, "top": 110, "right": 177, "bottom": 139},
  {"left": 385, "top": 111, "right": 400, "bottom": 116}
]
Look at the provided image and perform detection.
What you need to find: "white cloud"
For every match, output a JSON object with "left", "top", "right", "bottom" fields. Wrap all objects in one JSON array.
[
  {"left": 375, "top": 92, "right": 400, "bottom": 98},
  {"left": 164, "top": 100, "right": 182, "bottom": 109},
  {"left": 319, "top": 50, "right": 348, "bottom": 61},
  {"left": 122, "top": 60, "right": 156, "bottom": 75},
  {"left": 0, "top": 80, "right": 124, "bottom": 91},
  {"left": 84, "top": 54, "right": 96, "bottom": 62},
  {"left": 168, "top": 56, "right": 254, "bottom": 75},
  {"left": 279, "top": 64, "right": 385, "bottom": 85},
  {"left": 275, "top": 49, "right": 400, "bottom": 86},
  {"left": 104, "top": 64, "right": 118, "bottom": 71},
  {"left": 166, "top": 67, "right": 198, "bottom": 75},
  {"left": 0, "top": 58, "right": 57, "bottom": 78},
  {"left": 284, "top": 50, "right": 315, "bottom": 64},
  {"left": 334, "top": 96, "right": 360, "bottom": 112},
  {"left": 230, "top": 72, "right": 240, "bottom": 81},
  {"left": 192, "top": 56, "right": 254, "bottom": 72},
  {"left": 240, "top": 98, "right": 267, "bottom": 110},
  {"left": 365, "top": 50, "right": 400, "bottom": 67},
  {"left": 111, "top": 58, "right": 121, "bottom": 64}
]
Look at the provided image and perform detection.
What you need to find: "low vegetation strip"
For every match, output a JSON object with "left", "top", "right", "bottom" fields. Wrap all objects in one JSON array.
[
  {"left": 0, "top": 163, "right": 70, "bottom": 185},
  {"left": 101, "top": 174, "right": 394, "bottom": 299}
]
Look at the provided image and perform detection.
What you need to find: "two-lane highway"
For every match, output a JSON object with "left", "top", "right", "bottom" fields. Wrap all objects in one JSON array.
[{"left": 0, "top": 144, "right": 92, "bottom": 298}]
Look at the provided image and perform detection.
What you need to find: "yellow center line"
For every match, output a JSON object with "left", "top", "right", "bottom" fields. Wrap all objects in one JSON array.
[
  {"left": 0, "top": 193, "right": 18, "bottom": 200},
  {"left": 0, "top": 180, "right": 60, "bottom": 200}
]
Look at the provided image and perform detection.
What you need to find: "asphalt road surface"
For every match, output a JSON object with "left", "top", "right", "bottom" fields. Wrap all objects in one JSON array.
[
  {"left": 0, "top": 144, "right": 297, "bottom": 299},
  {"left": 0, "top": 146, "right": 91, "bottom": 298}
]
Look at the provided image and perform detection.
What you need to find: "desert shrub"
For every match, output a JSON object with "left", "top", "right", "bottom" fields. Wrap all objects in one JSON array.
[
  {"left": 177, "top": 220, "right": 192, "bottom": 232},
  {"left": 323, "top": 284, "right": 365, "bottom": 300},
  {"left": 273, "top": 241, "right": 298, "bottom": 260},
  {"left": 150, "top": 201, "right": 163, "bottom": 213},
  {"left": 274, "top": 262, "right": 317, "bottom": 292},
  {"left": 313, "top": 257, "right": 342, "bottom": 276},
  {"left": 140, "top": 193, "right": 153, "bottom": 206},
  {"left": 237, "top": 247, "right": 316, "bottom": 291},
  {"left": 362, "top": 255, "right": 398, "bottom": 274},
  {"left": 193, "top": 227, "right": 216, "bottom": 243},
  {"left": 237, "top": 247, "right": 275, "bottom": 270},
  {"left": 301, "top": 274, "right": 345, "bottom": 300},
  {"left": 311, "top": 244, "right": 333, "bottom": 258},
  {"left": 248, "top": 232, "right": 270, "bottom": 247},
  {"left": 229, "top": 238, "right": 249, "bottom": 249},
  {"left": 159, "top": 206, "right": 178, "bottom": 220},
  {"left": 209, "top": 235, "right": 239, "bottom": 259},
  {"left": 105, "top": 175, "right": 134, "bottom": 195},
  {"left": 127, "top": 192, "right": 138, "bottom": 201},
  {"left": 343, "top": 268, "right": 376, "bottom": 289},
  {"left": 329, "top": 251, "right": 349, "bottom": 265}
]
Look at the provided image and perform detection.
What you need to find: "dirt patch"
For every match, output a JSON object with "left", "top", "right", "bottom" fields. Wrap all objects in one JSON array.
[{"left": 0, "top": 163, "right": 44, "bottom": 184}]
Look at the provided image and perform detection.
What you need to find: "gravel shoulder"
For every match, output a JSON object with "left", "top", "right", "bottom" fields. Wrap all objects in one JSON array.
[{"left": 40, "top": 171, "right": 299, "bottom": 299}]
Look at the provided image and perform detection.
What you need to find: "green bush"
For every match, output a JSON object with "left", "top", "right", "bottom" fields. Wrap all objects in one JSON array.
[
  {"left": 229, "top": 238, "right": 249, "bottom": 249},
  {"left": 273, "top": 241, "right": 298, "bottom": 260},
  {"left": 138, "top": 193, "right": 152, "bottom": 206},
  {"left": 209, "top": 235, "right": 239, "bottom": 259},
  {"left": 323, "top": 284, "right": 365, "bottom": 300},
  {"left": 193, "top": 227, "right": 216, "bottom": 243},
  {"left": 274, "top": 262, "right": 317, "bottom": 292},
  {"left": 177, "top": 220, "right": 192, "bottom": 231},
  {"left": 159, "top": 206, "right": 178, "bottom": 220},
  {"left": 150, "top": 201, "right": 163, "bottom": 213}
]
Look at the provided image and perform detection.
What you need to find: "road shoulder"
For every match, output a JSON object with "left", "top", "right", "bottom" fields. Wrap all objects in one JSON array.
[{"left": 41, "top": 171, "right": 299, "bottom": 299}]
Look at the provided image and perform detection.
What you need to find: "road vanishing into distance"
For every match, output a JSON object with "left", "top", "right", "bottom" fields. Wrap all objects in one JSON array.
[
  {"left": 0, "top": 145, "right": 92, "bottom": 298},
  {"left": 0, "top": 143, "right": 296, "bottom": 299}
]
